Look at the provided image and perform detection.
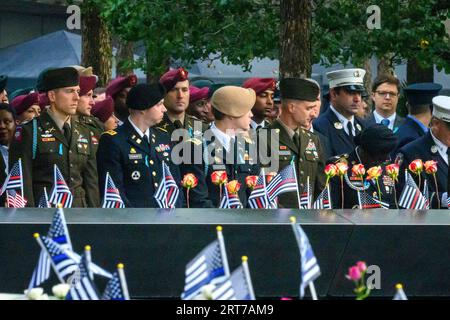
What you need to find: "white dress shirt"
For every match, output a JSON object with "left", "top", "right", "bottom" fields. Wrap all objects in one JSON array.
[{"left": 330, "top": 105, "right": 355, "bottom": 136}]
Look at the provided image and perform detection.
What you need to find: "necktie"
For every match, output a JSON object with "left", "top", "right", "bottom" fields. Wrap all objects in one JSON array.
[
  {"left": 347, "top": 122, "right": 354, "bottom": 138},
  {"left": 142, "top": 134, "right": 149, "bottom": 145},
  {"left": 381, "top": 119, "right": 390, "bottom": 127},
  {"left": 293, "top": 131, "right": 300, "bottom": 150},
  {"left": 63, "top": 122, "right": 71, "bottom": 144}
]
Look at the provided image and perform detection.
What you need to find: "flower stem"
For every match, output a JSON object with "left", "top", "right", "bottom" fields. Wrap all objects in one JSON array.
[
  {"left": 433, "top": 173, "right": 439, "bottom": 208},
  {"left": 187, "top": 188, "right": 190, "bottom": 209},
  {"left": 376, "top": 178, "right": 382, "bottom": 208},
  {"left": 393, "top": 184, "right": 399, "bottom": 209},
  {"left": 341, "top": 176, "right": 344, "bottom": 209},
  {"left": 418, "top": 174, "right": 421, "bottom": 191}
]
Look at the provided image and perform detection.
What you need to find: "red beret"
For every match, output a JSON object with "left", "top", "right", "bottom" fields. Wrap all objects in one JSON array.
[
  {"left": 79, "top": 76, "right": 97, "bottom": 96},
  {"left": 106, "top": 74, "right": 137, "bottom": 98},
  {"left": 159, "top": 67, "right": 189, "bottom": 91},
  {"left": 11, "top": 92, "right": 39, "bottom": 115},
  {"left": 189, "top": 86, "right": 209, "bottom": 103},
  {"left": 38, "top": 93, "right": 49, "bottom": 109},
  {"left": 91, "top": 96, "right": 114, "bottom": 123},
  {"left": 242, "top": 77, "right": 276, "bottom": 95}
]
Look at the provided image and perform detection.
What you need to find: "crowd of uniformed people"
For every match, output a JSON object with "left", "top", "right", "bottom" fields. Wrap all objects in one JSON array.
[{"left": 0, "top": 64, "right": 449, "bottom": 209}]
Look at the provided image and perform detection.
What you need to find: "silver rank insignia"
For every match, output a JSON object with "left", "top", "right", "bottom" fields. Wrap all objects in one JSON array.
[
  {"left": 431, "top": 145, "right": 438, "bottom": 154},
  {"left": 334, "top": 122, "right": 343, "bottom": 130}
]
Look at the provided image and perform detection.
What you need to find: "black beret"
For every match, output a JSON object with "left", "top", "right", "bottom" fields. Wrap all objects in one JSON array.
[
  {"left": 280, "top": 78, "right": 319, "bottom": 102},
  {"left": 126, "top": 83, "right": 166, "bottom": 110},
  {"left": 359, "top": 124, "right": 398, "bottom": 155},
  {"left": 0, "top": 75, "right": 8, "bottom": 92},
  {"left": 40, "top": 67, "right": 79, "bottom": 92}
]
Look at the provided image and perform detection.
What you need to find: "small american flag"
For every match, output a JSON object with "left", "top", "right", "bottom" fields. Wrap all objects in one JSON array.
[
  {"left": 49, "top": 165, "right": 73, "bottom": 208},
  {"left": 154, "top": 162, "right": 180, "bottom": 208},
  {"left": 6, "top": 189, "right": 27, "bottom": 208},
  {"left": 357, "top": 191, "right": 389, "bottom": 209},
  {"left": 248, "top": 173, "right": 275, "bottom": 209},
  {"left": 219, "top": 185, "right": 243, "bottom": 209},
  {"left": 38, "top": 188, "right": 51, "bottom": 208},
  {"left": 300, "top": 177, "right": 312, "bottom": 209},
  {"left": 399, "top": 171, "right": 427, "bottom": 209},
  {"left": 65, "top": 254, "right": 100, "bottom": 300},
  {"left": 0, "top": 159, "right": 24, "bottom": 194},
  {"left": 102, "top": 173, "right": 125, "bottom": 208},
  {"left": 266, "top": 164, "right": 298, "bottom": 201},
  {"left": 102, "top": 271, "right": 127, "bottom": 300},
  {"left": 312, "top": 185, "right": 332, "bottom": 209}
]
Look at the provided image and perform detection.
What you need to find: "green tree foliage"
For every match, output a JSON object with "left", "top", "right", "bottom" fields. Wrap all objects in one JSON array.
[
  {"left": 312, "top": 0, "right": 450, "bottom": 72},
  {"left": 95, "top": 0, "right": 279, "bottom": 79}
]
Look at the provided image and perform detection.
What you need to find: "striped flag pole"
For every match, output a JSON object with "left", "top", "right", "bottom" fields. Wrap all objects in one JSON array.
[
  {"left": 261, "top": 168, "right": 270, "bottom": 209},
  {"left": 103, "top": 172, "right": 110, "bottom": 207},
  {"left": 290, "top": 217, "right": 318, "bottom": 300},
  {"left": 290, "top": 157, "right": 302, "bottom": 210},
  {"left": 216, "top": 226, "right": 230, "bottom": 277},
  {"left": 33, "top": 233, "right": 65, "bottom": 284},
  {"left": 18, "top": 158, "right": 24, "bottom": 199},
  {"left": 84, "top": 245, "right": 94, "bottom": 281},
  {"left": 117, "top": 263, "right": 130, "bottom": 300},
  {"left": 241, "top": 256, "right": 256, "bottom": 300}
]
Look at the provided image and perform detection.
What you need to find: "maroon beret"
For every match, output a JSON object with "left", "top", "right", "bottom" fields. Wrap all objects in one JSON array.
[
  {"left": 11, "top": 92, "right": 39, "bottom": 115},
  {"left": 242, "top": 77, "right": 276, "bottom": 95},
  {"left": 159, "top": 67, "right": 189, "bottom": 91},
  {"left": 91, "top": 96, "right": 114, "bottom": 123},
  {"left": 79, "top": 76, "right": 97, "bottom": 96},
  {"left": 106, "top": 74, "right": 137, "bottom": 98},
  {"left": 38, "top": 93, "right": 49, "bottom": 109},
  {"left": 189, "top": 86, "right": 209, "bottom": 103}
]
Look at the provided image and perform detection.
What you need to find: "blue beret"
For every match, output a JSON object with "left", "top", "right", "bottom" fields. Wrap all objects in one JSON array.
[{"left": 404, "top": 82, "right": 442, "bottom": 106}]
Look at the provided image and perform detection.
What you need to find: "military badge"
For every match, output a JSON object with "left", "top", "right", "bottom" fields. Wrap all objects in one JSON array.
[
  {"left": 91, "top": 136, "right": 98, "bottom": 145},
  {"left": 129, "top": 154, "right": 143, "bottom": 160},
  {"left": 131, "top": 171, "right": 141, "bottom": 180},
  {"left": 431, "top": 145, "right": 438, "bottom": 154},
  {"left": 130, "top": 148, "right": 137, "bottom": 154},
  {"left": 356, "top": 124, "right": 362, "bottom": 131},
  {"left": 334, "top": 122, "right": 343, "bottom": 130},
  {"left": 104, "top": 130, "right": 117, "bottom": 136},
  {"left": 14, "top": 127, "right": 23, "bottom": 141}
]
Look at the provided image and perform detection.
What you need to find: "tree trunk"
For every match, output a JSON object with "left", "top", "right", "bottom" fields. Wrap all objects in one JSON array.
[
  {"left": 81, "top": 0, "right": 112, "bottom": 87},
  {"left": 377, "top": 54, "right": 395, "bottom": 76},
  {"left": 279, "top": 0, "right": 312, "bottom": 78},
  {"left": 407, "top": 58, "right": 434, "bottom": 84},
  {"left": 363, "top": 58, "right": 372, "bottom": 96},
  {"left": 116, "top": 39, "right": 134, "bottom": 76}
]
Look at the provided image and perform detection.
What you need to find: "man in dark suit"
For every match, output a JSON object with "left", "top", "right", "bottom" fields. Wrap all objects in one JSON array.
[
  {"left": 396, "top": 95, "right": 450, "bottom": 208},
  {"left": 242, "top": 77, "right": 276, "bottom": 130},
  {"left": 365, "top": 74, "right": 405, "bottom": 133},
  {"left": 394, "top": 82, "right": 442, "bottom": 152},
  {"left": 313, "top": 68, "right": 367, "bottom": 158},
  {"left": 97, "top": 83, "right": 183, "bottom": 208}
]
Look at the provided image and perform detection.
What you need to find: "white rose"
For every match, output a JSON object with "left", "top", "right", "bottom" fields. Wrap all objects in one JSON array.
[
  {"left": 24, "top": 287, "right": 45, "bottom": 300},
  {"left": 52, "top": 284, "right": 70, "bottom": 299}
]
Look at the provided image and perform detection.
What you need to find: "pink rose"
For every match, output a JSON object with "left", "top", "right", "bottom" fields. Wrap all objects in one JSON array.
[
  {"left": 346, "top": 266, "right": 362, "bottom": 281},
  {"left": 356, "top": 261, "right": 367, "bottom": 273},
  {"left": 408, "top": 159, "right": 423, "bottom": 175}
]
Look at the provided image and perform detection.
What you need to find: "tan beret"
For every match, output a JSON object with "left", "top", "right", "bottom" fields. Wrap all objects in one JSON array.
[{"left": 211, "top": 86, "right": 256, "bottom": 117}]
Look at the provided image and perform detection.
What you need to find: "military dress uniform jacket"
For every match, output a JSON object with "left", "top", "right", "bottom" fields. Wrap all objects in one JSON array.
[
  {"left": 396, "top": 131, "right": 447, "bottom": 208},
  {"left": 394, "top": 116, "right": 427, "bottom": 153},
  {"left": 155, "top": 113, "right": 209, "bottom": 141},
  {"left": 329, "top": 151, "right": 395, "bottom": 209},
  {"left": 9, "top": 111, "right": 100, "bottom": 207},
  {"left": 179, "top": 133, "right": 260, "bottom": 208},
  {"left": 313, "top": 108, "right": 365, "bottom": 157},
  {"left": 77, "top": 115, "right": 104, "bottom": 154},
  {"left": 262, "top": 119, "right": 326, "bottom": 208},
  {"left": 96, "top": 119, "right": 183, "bottom": 208}
]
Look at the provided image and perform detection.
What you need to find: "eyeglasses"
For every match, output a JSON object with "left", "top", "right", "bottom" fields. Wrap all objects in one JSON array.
[{"left": 375, "top": 91, "right": 399, "bottom": 98}]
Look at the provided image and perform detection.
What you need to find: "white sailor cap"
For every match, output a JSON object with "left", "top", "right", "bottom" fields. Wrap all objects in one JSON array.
[
  {"left": 326, "top": 68, "right": 366, "bottom": 91},
  {"left": 432, "top": 95, "right": 450, "bottom": 122}
]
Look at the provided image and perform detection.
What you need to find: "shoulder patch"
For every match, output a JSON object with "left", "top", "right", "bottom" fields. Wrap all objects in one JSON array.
[
  {"left": 103, "top": 130, "right": 117, "bottom": 136},
  {"left": 14, "top": 126, "right": 23, "bottom": 141}
]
